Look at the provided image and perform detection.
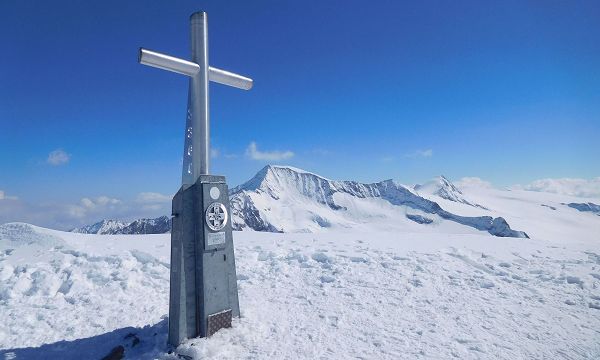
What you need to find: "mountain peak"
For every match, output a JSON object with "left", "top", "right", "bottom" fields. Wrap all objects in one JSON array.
[
  {"left": 234, "top": 165, "right": 331, "bottom": 193},
  {"left": 414, "top": 175, "right": 486, "bottom": 209}
]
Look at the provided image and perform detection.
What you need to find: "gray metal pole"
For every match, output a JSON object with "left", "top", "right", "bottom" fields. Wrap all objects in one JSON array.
[{"left": 190, "top": 12, "right": 210, "bottom": 178}]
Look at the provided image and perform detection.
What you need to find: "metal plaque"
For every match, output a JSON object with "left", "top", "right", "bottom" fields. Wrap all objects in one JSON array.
[
  {"left": 207, "top": 309, "right": 232, "bottom": 337},
  {"left": 207, "top": 231, "right": 226, "bottom": 246},
  {"left": 205, "top": 202, "right": 228, "bottom": 231}
]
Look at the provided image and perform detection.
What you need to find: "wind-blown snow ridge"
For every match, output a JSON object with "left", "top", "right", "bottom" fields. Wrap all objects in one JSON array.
[{"left": 230, "top": 165, "right": 527, "bottom": 238}]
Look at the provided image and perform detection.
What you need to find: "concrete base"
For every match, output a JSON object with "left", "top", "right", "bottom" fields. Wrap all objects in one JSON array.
[{"left": 168, "top": 175, "right": 240, "bottom": 346}]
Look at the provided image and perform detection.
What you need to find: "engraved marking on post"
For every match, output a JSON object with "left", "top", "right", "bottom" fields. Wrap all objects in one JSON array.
[{"left": 205, "top": 202, "right": 228, "bottom": 231}]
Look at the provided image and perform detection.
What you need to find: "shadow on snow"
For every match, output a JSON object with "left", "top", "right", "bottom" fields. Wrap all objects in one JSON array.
[{"left": 0, "top": 319, "right": 168, "bottom": 360}]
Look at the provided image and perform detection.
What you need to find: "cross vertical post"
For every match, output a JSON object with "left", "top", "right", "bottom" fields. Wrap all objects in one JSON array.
[
  {"left": 190, "top": 12, "right": 210, "bottom": 178},
  {"left": 138, "top": 11, "right": 253, "bottom": 347}
]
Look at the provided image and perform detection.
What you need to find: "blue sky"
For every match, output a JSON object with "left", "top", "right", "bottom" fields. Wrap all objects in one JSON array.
[{"left": 1, "top": 1, "right": 599, "bottom": 228}]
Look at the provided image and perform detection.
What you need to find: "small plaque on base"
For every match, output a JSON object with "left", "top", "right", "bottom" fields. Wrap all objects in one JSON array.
[{"left": 207, "top": 309, "right": 233, "bottom": 337}]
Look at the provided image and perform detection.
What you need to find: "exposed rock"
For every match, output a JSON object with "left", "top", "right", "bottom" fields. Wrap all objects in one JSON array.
[
  {"left": 566, "top": 202, "right": 600, "bottom": 215},
  {"left": 406, "top": 214, "right": 434, "bottom": 224}
]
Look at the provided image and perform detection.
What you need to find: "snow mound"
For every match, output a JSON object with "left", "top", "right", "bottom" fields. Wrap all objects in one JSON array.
[
  {"left": 0, "top": 223, "right": 65, "bottom": 247},
  {"left": 0, "top": 224, "right": 169, "bottom": 352}
]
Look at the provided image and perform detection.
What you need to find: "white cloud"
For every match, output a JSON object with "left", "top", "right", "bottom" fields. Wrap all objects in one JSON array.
[
  {"left": 0, "top": 190, "right": 18, "bottom": 201},
  {"left": 245, "top": 141, "right": 294, "bottom": 161},
  {"left": 0, "top": 192, "right": 172, "bottom": 230},
  {"left": 79, "top": 196, "right": 121, "bottom": 209},
  {"left": 47, "top": 149, "right": 71, "bottom": 166},
  {"left": 405, "top": 149, "right": 433, "bottom": 158},
  {"left": 210, "top": 149, "right": 220, "bottom": 158},
  {"left": 515, "top": 177, "right": 600, "bottom": 198},
  {"left": 456, "top": 177, "right": 493, "bottom": 189},
  {"left": 136, "top": 192, "right": 171, "bottom": 204}
]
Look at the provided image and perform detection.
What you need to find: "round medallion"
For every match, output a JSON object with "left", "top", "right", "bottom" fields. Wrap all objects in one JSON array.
[
  {"left": 209, "top": 186, "right": 221, "bottom": 200},
  {"left": 205, "top": 202, "right": 228, "bottom": 231}
]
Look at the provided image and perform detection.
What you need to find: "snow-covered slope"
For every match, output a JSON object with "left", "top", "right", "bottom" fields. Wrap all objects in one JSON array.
[
  {"left": 0, "top": 223, "right": 599, "bottom": 359},
  {"left": 230, "top": 166, "right": 526, "bottom": 238}
]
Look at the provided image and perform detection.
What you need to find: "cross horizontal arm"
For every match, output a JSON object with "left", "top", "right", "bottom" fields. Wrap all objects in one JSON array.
[
  {"left": 208, "top": 67, "right": 253, "bottom": 90},
  {"left": 139, "top": 48, "right": 200, "bottom": 77},
  {"left": 139, "top": 48, "right": 253, "bottom": 90}
]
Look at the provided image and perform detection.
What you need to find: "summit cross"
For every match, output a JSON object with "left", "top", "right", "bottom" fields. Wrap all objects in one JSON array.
[
  {"left": 138, "top": 11, "right": 252, "bottom": 347},
  {"left": 139, "top": 11, "right": 252, "bottom": 185}
]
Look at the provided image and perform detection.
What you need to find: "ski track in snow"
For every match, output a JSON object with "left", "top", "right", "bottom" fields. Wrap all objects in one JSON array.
[{"left": 1, "top": 226, "right": 600, "bottom": 359}]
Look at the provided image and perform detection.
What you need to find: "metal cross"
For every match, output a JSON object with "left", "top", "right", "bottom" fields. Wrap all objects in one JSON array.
[{"left": 139, "top": 11, "right": 253, "bottom": 185}]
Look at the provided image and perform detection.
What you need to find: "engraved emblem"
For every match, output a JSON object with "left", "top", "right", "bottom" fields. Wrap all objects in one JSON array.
[{"left": 205, "top": 202, "right": 228, "bottom": 231}]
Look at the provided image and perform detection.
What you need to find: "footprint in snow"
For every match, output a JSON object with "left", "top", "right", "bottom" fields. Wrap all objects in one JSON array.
[
  {"left": 589, "top": 303, "right": 600, "bottom": 310},
  {"left": 311, "top": 252, "right": 332, "bottom": 264},
  {"left": 479, "top": 281, "right": 495, "bottom": 289},
  {"left": 349, "top": 256, "right": 368, "bottom": 263},
  {"left": 320, "top": 275, "right": 335, "bottom": 284},
  {"left": 392, "top": 256, "right": 406, "bottom": 261}
]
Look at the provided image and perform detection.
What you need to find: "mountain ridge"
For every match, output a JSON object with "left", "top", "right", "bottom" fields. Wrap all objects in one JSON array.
[
  {"left": 229, "top": 165, "right": 527, "bottom": 237},
  {"left": 70, "top": 165, "right": 528, "bottom": 238}
]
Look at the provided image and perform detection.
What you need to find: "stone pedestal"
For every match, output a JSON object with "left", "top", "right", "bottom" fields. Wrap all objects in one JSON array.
[{"left": 168, "top": 175, "right": 240, "bottom": 346}]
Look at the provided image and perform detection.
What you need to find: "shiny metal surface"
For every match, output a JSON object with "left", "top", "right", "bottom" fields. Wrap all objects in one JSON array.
[
  {"left": 190, "top": 11, "right": 210, "bottom": 179},
  {"left": 139, "top": 11, "right": 253, "bottom": 185},
  {"left": 139, "top": 48, "right": 199, "bottom": 77},
  {"left": 209, "top": 67, "right": 253, "bottom": 90}
]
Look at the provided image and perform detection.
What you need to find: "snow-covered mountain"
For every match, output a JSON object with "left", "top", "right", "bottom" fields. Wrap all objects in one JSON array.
[
  {"left": 414, "top": 175, "right": 486, "bottom": 209},
  {"left": 71, "top": 216, "right": 170, "bottom": 235},
  {"left": 229, "top": 165, "right": 527, "bottom": 238},
  {"left": 70, "top": 166, "right": 600, "bottom": 241},
  {"left": 70, "top": 219, "right": 129, "bottom": 234}
]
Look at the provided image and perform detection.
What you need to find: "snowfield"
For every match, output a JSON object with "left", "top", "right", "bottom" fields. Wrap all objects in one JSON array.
[
  {"left": 1, "top": 226, "right": 599, "bottom": 359},
  {"left": 1, "top": 175, "right": 600, "bottom": 359}
]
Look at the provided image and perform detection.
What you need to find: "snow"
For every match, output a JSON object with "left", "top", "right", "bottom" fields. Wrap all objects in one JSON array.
[
  {"left": 1, "top": 180, "right": 600, "bottom": 359},
  {"left": 230, "top": 166, "right": 528, "bottom": 238}
]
